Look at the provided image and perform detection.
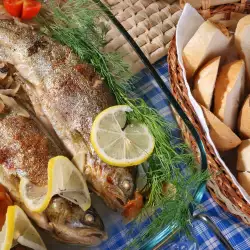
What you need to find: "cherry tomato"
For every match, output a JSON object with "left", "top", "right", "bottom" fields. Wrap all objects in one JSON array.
[
  {"left": 3, "top": 0, "right": 23, "bottom": 18},
  {"left": 21, "top": 0, "right": 41, "bottom": 20},
  {"left": 3, "top": 0, "right": 41, "bottom": 20},
  {"left": 0, "top": 184, "right": 13, "bottom": 230}
]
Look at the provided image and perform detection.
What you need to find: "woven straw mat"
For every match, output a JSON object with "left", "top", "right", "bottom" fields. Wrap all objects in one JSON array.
[{"left": 103, "top": 0, "right": 181, "bottom": 73}]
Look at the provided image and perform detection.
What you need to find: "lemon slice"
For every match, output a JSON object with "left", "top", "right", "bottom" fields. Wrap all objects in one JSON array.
[
  {"left": 0, "top": 205, "right": 46, "bottom": 250},
  {"left": 91, "top": 105, "right": 155, "bottom": 167},
  {"left": 72, "top": 149, "right": 88, "bottom": 173},
  {"left": 19, "top": 156, "right": 91, "bottom": 213}
]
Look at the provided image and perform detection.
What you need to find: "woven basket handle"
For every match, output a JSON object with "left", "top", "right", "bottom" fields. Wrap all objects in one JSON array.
[{"left": 180, "top": 0, "right": 247, "bottom": 18}]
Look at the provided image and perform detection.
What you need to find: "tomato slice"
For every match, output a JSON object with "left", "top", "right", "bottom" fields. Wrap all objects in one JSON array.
[
  {"left": 3, "top": 0, "right": 23, "bottom": 18},
  {"left": 123, "top": 191, "right": 144, "bottom": 221},
  {"left": 22, "top": 0, "right": 41, "bottom": 20},
  {"left": 3, "top": 0, "right": 41, "bottom": 20},
  {"left": 0, "top": 184, "right": 13, "bottom": 230}
]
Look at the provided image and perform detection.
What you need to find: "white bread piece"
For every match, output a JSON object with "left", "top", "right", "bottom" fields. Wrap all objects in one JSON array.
[
  {"left": 237, "top": 140, "right": 250, "bottom": 171},
  {"left": 238, "top": 95, "right": 250, "bottom": 139},
  {"left": 235, "top": 15, "right": 250, "bottom": 90},
  {"left": 201, "top": 105, "right": 241, "bottom": 151},
  {"left": 210, "top": 12, "right": 247, "bottom": 31},
  {"left": 238, "top": 172, "right": 250, "bottom": 196},
  {"left": 214, "top": 60, "right": 245, "bottom": 130},
  {"left": 192, "top": 57, "right": 220, "bottom": 109},
  {"left": 183, "top": 20, "right": 232, "bottom": 79}
]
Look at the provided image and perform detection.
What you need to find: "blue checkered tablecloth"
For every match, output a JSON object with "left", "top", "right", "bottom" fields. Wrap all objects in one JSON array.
[
  {"left": 100, "top": 58, "right": 250, "bottom": 250},
  {"left": 43, "top": 58, "right": 250, "bottom": 250}
]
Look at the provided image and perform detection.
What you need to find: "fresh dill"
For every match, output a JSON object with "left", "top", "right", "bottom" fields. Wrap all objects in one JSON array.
[{"left": 37, "top": 0, "right": 209, "bottom": 246}]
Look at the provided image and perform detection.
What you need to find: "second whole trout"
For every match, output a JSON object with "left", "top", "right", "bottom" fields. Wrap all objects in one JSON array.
[
  {"left": 0, "top": 99, "right": 106, "bottom": 246},
  {"left": 0, "top": 20, "right": 135, "bottom": 211}
]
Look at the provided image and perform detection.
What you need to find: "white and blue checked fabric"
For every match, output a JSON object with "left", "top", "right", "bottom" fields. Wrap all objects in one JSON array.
[
  {"left": 44, "top": 58, "right": 250, "bottom": 250},
  {"left": 97, "top": 58, "right": 250, "bottom": 250}
]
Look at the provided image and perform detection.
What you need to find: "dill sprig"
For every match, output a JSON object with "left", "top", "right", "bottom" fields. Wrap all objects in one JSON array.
[
  {"left": 37, "top": 0, "right": 209, "bottom": 246},
  {"left": 37, "top": 0, "right": 132, "bottom": 89}
]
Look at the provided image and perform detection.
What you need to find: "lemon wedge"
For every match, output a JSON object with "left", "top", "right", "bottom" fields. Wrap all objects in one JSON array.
[
  {"left": 0, "top": 205, "right": 46, "bottom": 250},
  {"left": 91, "top": 105, "right": 155, "bottom": 167},
  {"left": 19, "top": 156, "right": 91, "bottom": 213}
]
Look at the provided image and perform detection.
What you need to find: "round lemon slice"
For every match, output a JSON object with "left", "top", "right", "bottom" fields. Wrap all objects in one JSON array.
[
  {"left": 91, "top": 105, "right": 155, "bottom": 167},
  {"left": 0, "top": 205, "right": 46, "bottom": 250},
  {"left": 19, "top": 156, "right": 91, "bottom": 213}
]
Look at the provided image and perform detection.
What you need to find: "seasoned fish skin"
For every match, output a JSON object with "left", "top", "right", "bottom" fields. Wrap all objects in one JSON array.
[
  {"left": 0, "top": 20, "right": 135, "bottom": 210},
  {"left": 0, "top": 111, "right": 106, "bottom": 246},
  {"left": 0, "top": 20, "right": 115, "bottom": 153},
  {"left": 0, "top": 115, "right": 59, "bottom": 186}
]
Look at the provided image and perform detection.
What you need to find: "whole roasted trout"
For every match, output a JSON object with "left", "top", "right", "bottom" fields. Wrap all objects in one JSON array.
[
  {"left": 0, "top": 96, "right": 106, "bottom": 246},
  {"left": 0, "top": 20, "right": 135, "bottom": 211}
]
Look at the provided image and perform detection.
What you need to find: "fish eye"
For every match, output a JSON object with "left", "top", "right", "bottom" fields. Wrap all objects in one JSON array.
[
  {"left": 121, "top": 180, "right": 131, "bottom": 190},
  {"left": 85, "top": 213, "right": 95, "bottom": 223}
]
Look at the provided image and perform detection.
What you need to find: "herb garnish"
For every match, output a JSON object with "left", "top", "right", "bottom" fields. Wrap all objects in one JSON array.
[{"left": 37, "top": 0, "right": 209, "bottom": 245}]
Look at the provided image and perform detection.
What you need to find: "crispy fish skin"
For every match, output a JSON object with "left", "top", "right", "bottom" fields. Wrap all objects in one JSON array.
[
  {"left": 0, "top": 112, "right": 106, "bottom": 246},
  {"left": 0, "top": 20, "right": 135, "bottom": 211}
]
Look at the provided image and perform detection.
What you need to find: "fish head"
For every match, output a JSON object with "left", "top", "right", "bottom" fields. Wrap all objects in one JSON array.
[
  {"left": 45, "top": 196, "right": 107, "bottom": 246},
  {"left": 99, "top": 165, "right": 135, "bottom": 211}
]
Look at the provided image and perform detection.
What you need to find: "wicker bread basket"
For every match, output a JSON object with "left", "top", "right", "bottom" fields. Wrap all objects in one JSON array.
[{"left": 168, "top": 0, "right": 250, "bottom": 224}]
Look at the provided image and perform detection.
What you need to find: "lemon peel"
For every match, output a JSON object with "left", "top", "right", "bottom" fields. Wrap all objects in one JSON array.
[{"left": 19, "top": 156, "right": 90, "bottom": 213}]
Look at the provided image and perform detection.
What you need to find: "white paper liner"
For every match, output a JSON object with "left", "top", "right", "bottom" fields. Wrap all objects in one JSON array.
[{"left": 176, "top": 4, "right": 250, "bottom": 204}]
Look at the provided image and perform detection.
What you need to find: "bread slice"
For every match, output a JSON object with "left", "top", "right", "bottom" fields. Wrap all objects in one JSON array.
[
  {"left": 192, "top": 57, "right": 220, "bottom": 109},
  {"left": 237, "top": 140, "right": 250, "bottom": 171},
  {"left": 238, "top": 172, "right": 250, "bottom": 196},
  {"left": 214, "top": 60, "right": 245, "bottom": 130},
  {"left": 235, "top": 15, "right": 250, "bottom": 91},
  {"left": 238, "top": 95, "right": 250, "bottom": 139},
  {"left": 183, "top": 20, "right": 231, "bottom": 80},
  {"left": 201, "top": 105, "right": 241, "bottom": 151}
]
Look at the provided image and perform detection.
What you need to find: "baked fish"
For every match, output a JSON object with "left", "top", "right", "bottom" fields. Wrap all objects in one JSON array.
[
  {"left": 0, "top": 20, "right": 135, "bottom": 211},
  {"left": 0, "top": 96, "right": 106, "bottom": 246}
]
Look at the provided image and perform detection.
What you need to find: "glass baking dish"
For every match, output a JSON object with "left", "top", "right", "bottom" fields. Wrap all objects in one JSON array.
[{"left": 0, "top": 0, "right": 233, "bottom": 249}]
